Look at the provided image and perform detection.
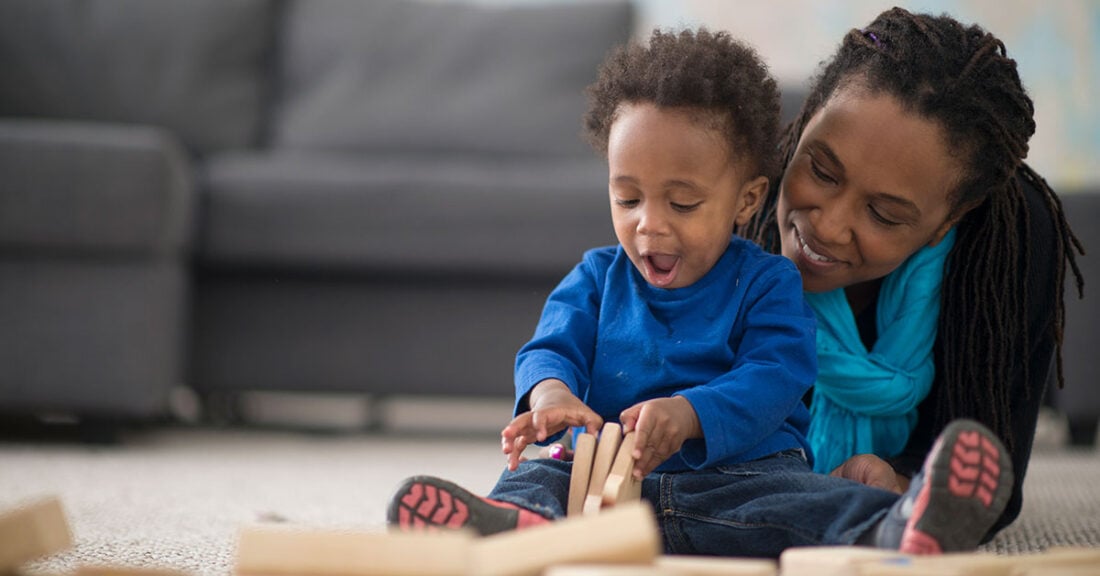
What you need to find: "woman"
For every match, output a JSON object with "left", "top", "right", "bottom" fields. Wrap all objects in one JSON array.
[{"left": 740, "top": 6, "right": 1083, "bottom": 538}]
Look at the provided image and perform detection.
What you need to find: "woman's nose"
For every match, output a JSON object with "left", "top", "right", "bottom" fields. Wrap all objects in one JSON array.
[{"left": 813, "top": 199, "right": 854, "bottom": 245}]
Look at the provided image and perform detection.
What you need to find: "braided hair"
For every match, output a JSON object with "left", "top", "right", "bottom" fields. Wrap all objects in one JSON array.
[{"left": 740, "top": 7, "right": 1084, "bottom": 451}]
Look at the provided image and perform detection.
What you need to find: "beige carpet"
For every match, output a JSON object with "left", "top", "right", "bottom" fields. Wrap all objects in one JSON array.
[{"left": 2, "top": 426, "right": 1098, "bottom": 576}]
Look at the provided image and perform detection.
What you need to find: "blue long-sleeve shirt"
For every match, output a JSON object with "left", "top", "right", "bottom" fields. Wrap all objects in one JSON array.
[{"left": 515, "top": 236, "right": 817, "bottom": 471}]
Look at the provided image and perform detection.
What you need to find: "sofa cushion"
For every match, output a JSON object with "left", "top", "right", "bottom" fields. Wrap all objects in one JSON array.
[
  {"left": 271, "top": 0, "right": 633, "bottom": 157},
  {"left": 199, "top": 152, "right": 616, "bottom": 276},
  {"left": 0, "top": 120, "right": 193, "bottom": 256},
  {"left": 0, "top": 0, "right": 274, "bottom": 155}
]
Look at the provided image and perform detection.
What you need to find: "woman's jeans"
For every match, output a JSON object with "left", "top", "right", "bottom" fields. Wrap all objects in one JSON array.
[{"left": 487, "top": 449, "right": 898, "bottom": 558}]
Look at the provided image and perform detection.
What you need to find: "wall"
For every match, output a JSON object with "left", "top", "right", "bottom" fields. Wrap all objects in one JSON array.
[
  {"left": 465, "top": 0, "right": 1097, "bottom": 191},
  {"left": 633, "top": 0, "right": 1098, "bottom": 191}
]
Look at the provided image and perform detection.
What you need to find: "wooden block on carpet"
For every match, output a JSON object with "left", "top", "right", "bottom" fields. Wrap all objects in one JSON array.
[
  {"left": 601, "top": 431, "right": 640, "bottom": 509},
  {"left": 568, "top": 432, "right": 598, "bottom": 517},
  {"left": 853, "top": 553, "right": 1006, "bottom": 576},
  {"left": 542, "top": 566, "right": 670, "bottom": 576},
  {"left": 0, "top": 496, "right": 73, "bottom": 571},
  {"left": 656, "top": 554, "right": 778, "bottom": 575},
  {"left": 1014, "top": 567, "right": 1100, "bottom": 576},
  {"left": 583, "top": 423, "right": 623, "bottom": 515},
  {"left": 471, "top": 500, "right": 660, "bottom": 576},
  {"left": 541, "top": 555, "right": 779, "bottom": 576},
  {"left": 853, "top": 547, "right": 1100, "bottom": 576},
  {"left": 780, "top": 546, "right": 908, "bottom": 576},
  {"left": 235, "top": 527, "right": 471, "bottom": 576},
  {"left": 1018, "top": 546, "right": 1100, "bottom": 574}
]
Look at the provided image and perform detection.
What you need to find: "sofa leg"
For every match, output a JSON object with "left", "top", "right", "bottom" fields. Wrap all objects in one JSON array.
[
  {"left": 201, "top": 391, "right": 244, "bottom": 427},
  {"left": 1067, "top": 419, "right": 1099, "bottom": 447},
  {"left": 0, "top": 414, "right": 123, "bottom": 445}
]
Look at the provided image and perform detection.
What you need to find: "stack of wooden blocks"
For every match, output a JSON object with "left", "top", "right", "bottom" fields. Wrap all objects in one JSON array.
[
  {"left": 569, "top": 422, "right": 642, "bottom": 516},
  {"left": 4, "top": 477, "right": 1099, "bottom": 576}
]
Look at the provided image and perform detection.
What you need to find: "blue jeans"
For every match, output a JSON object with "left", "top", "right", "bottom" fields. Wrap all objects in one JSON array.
[{"left": 487, "top": 449, "right": 898, "bottom": 558}]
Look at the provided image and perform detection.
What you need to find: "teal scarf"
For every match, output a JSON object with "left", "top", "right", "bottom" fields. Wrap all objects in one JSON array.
[{"left": 805, "top": 229, "right": 955, "bottom": 474}]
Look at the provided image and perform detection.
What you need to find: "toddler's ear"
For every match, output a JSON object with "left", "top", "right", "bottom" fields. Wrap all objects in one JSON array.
[{"left": 734, "top": 175, "right": 769, "bottom": 226}]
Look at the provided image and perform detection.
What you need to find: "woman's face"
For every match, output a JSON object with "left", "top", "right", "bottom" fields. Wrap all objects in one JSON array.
[{"left": 778, "top": 85, "right": 964, "bottom": 294}]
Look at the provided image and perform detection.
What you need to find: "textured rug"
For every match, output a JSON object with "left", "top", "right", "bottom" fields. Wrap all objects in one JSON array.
[{"left": 2, "top": 426, "right": 1098, "bottom": 576}]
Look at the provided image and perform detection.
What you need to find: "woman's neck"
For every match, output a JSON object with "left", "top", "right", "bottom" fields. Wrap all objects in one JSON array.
[{"left": 845, "top": 278, "right": 883, "bottom": 317}]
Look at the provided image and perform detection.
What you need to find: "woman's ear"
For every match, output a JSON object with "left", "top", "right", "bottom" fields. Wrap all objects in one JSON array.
[
  {"left": 734, "top": 175, "right": 769, "bottom": 226},
  {"left": 928, "top": 198, "right": 981, "bottom": 246},
  {"left": 928, "top": 221, "right": 953, "bottom": 247}
]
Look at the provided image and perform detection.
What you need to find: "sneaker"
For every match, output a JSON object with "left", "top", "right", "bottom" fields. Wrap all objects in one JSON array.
[
  {"left": 876, "top": 419, "right": 1013, "bottom": 554},
  {"left": 386, "top": 475, "right": 548, "bottom": 536}
]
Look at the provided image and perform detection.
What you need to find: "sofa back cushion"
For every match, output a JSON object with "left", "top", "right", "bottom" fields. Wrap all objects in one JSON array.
[
  {"left": 0, "top": 0, "right": 274, "bottom": 155},
  {"left": 271, "top": 0, "right": 633, "bottom": 157}
]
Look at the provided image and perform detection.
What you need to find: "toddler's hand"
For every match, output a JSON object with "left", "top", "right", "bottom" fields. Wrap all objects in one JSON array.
[
  {"left": 620, "top": 396, "right": 701, "bottom": 479},
  {"left": 500, "top": 379, "right": 602, "bottom": 471}
]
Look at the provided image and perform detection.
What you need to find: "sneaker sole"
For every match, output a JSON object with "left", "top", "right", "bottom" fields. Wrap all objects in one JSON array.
[
  {"left": 386, "top": 475, "right": 518, "bottom": 536},
  {"left": 900, "top": 420, "right": 1013, "bottom": 553}
]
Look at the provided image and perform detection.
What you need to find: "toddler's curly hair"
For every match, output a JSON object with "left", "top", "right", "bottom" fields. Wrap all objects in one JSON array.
[{"left": 583, "top": 27, "right": 781, "bottom": 179}]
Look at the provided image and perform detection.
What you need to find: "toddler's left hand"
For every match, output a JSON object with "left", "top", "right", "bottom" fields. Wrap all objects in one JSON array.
[{"left": 619, "top": 396, "right": 701, "bottom": 479}]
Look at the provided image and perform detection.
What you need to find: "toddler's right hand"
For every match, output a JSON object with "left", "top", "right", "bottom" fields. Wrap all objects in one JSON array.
[{"left": 500, "top": 379, "right": 602, "bottom": 471}]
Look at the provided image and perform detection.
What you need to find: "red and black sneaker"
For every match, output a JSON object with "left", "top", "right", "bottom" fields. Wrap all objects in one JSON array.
[
  {"left": 877, "top": 419, "right": 1014, "bottom": 554},
  {"left": 386, "top": 475, "right": 548, "bottom": 536}
]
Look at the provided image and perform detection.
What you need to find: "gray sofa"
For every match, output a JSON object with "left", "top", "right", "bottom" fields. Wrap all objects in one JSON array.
[
  {"left": 3, "top": 0, "right": 1096, "bottom": 444},
  {"left": 0, "top": 0, "right": 631, "bottom": 421}
]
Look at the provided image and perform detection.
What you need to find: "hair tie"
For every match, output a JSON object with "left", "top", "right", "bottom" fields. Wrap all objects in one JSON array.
[{"left": 863, "top": 29, "right": 883, "bottom": 49}]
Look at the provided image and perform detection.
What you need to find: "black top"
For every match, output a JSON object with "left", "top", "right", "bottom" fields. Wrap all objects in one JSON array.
[{"left": 883, "top": 175, "right": 1058, "bottom": 539}]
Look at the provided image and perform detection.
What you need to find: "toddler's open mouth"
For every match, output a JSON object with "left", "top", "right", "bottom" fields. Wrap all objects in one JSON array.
[{"left": 644, "top": 254, "right": 680, "bottom": 287}]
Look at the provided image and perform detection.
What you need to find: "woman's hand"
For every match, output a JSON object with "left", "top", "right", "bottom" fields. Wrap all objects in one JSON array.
[
  {"left": 500, "top": 379, "right": 602, "bottom": 471},
  {"left": 829, "top": 454, "right": 909, "bottom": 494},
  {"left": 620, "top": 396, "right": 701, "bottom": 480}
]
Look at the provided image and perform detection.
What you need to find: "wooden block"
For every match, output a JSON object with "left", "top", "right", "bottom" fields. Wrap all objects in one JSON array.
[
  {"left": 779, "top": 546, "right": 908, "bottom": 576},
  {"left": 855, "top": 548, "right": 1100, "bottom": 576},
  {"left": 0, "top": 496, "right": 73, "bottom": 571},
  {"left": 1012, "top": 548, "right": 1100, "bottom": 575},
  {"left": 235, "top": 526, "right": 471, "bottom": 576},
  {"left": 601, "top": 431, "right": 640, "bottom": 509},
  {"left": 568, "top": 432, "right": 598, "bottom": 517},
  {"left": 1015, "top": 567, "right": 1100, "bottom": 576},
  {"left": 470, "top": 500, "right": 660, "bottom": 576},
  {"left": 854, "top": 553, "right": 1020, "bottom": 576},
  {"left": 853, "top": 555, "right": 997, "bottom": 576},
  {"left": 543, "top": 566, "right": 670, "bottom": 576},
  {"left": 542, "top": 555, "right": 779, "bottom": 576},
  {"left": 583, "top": 423, "right": 623, "bottom": 515},
  {"left": 656, "top": 554, "right": 778, "bottom": 575}
]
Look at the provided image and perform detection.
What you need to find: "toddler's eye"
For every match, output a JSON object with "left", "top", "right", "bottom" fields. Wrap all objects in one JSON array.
[
  {"left": 615, "top": 198, "right": 639, "bottom": 208},
  {"left": 672, "top": 202, "right": 701, "bottom": 212}
]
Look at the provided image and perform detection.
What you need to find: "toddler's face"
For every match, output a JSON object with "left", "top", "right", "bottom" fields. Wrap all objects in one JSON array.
[{"left": 607, "top": 103, "right": 762, "bottom": 289}]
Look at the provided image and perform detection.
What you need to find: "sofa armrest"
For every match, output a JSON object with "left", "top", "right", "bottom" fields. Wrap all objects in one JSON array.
[{"left": 0, "top": 119, "right": 194, "bottom": 256}]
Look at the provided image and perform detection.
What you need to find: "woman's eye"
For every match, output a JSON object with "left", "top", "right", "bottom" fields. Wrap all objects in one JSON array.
[
  {"left": 869, "top": 205, "right": 902, "bottom": 227},
  {"left": 671, "top": 202, "right": 702, "bottom": 213},
  {"left": 810, "top": 159, "right": 837, "bottom": 184},
  {"left": 615, "top": 198, "right": 639, "bottom": 208}
]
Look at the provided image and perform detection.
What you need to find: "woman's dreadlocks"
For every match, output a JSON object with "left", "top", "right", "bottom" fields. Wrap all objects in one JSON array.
[{"left": 740, "top": 7, "right": 1084, "bottom": 452}]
